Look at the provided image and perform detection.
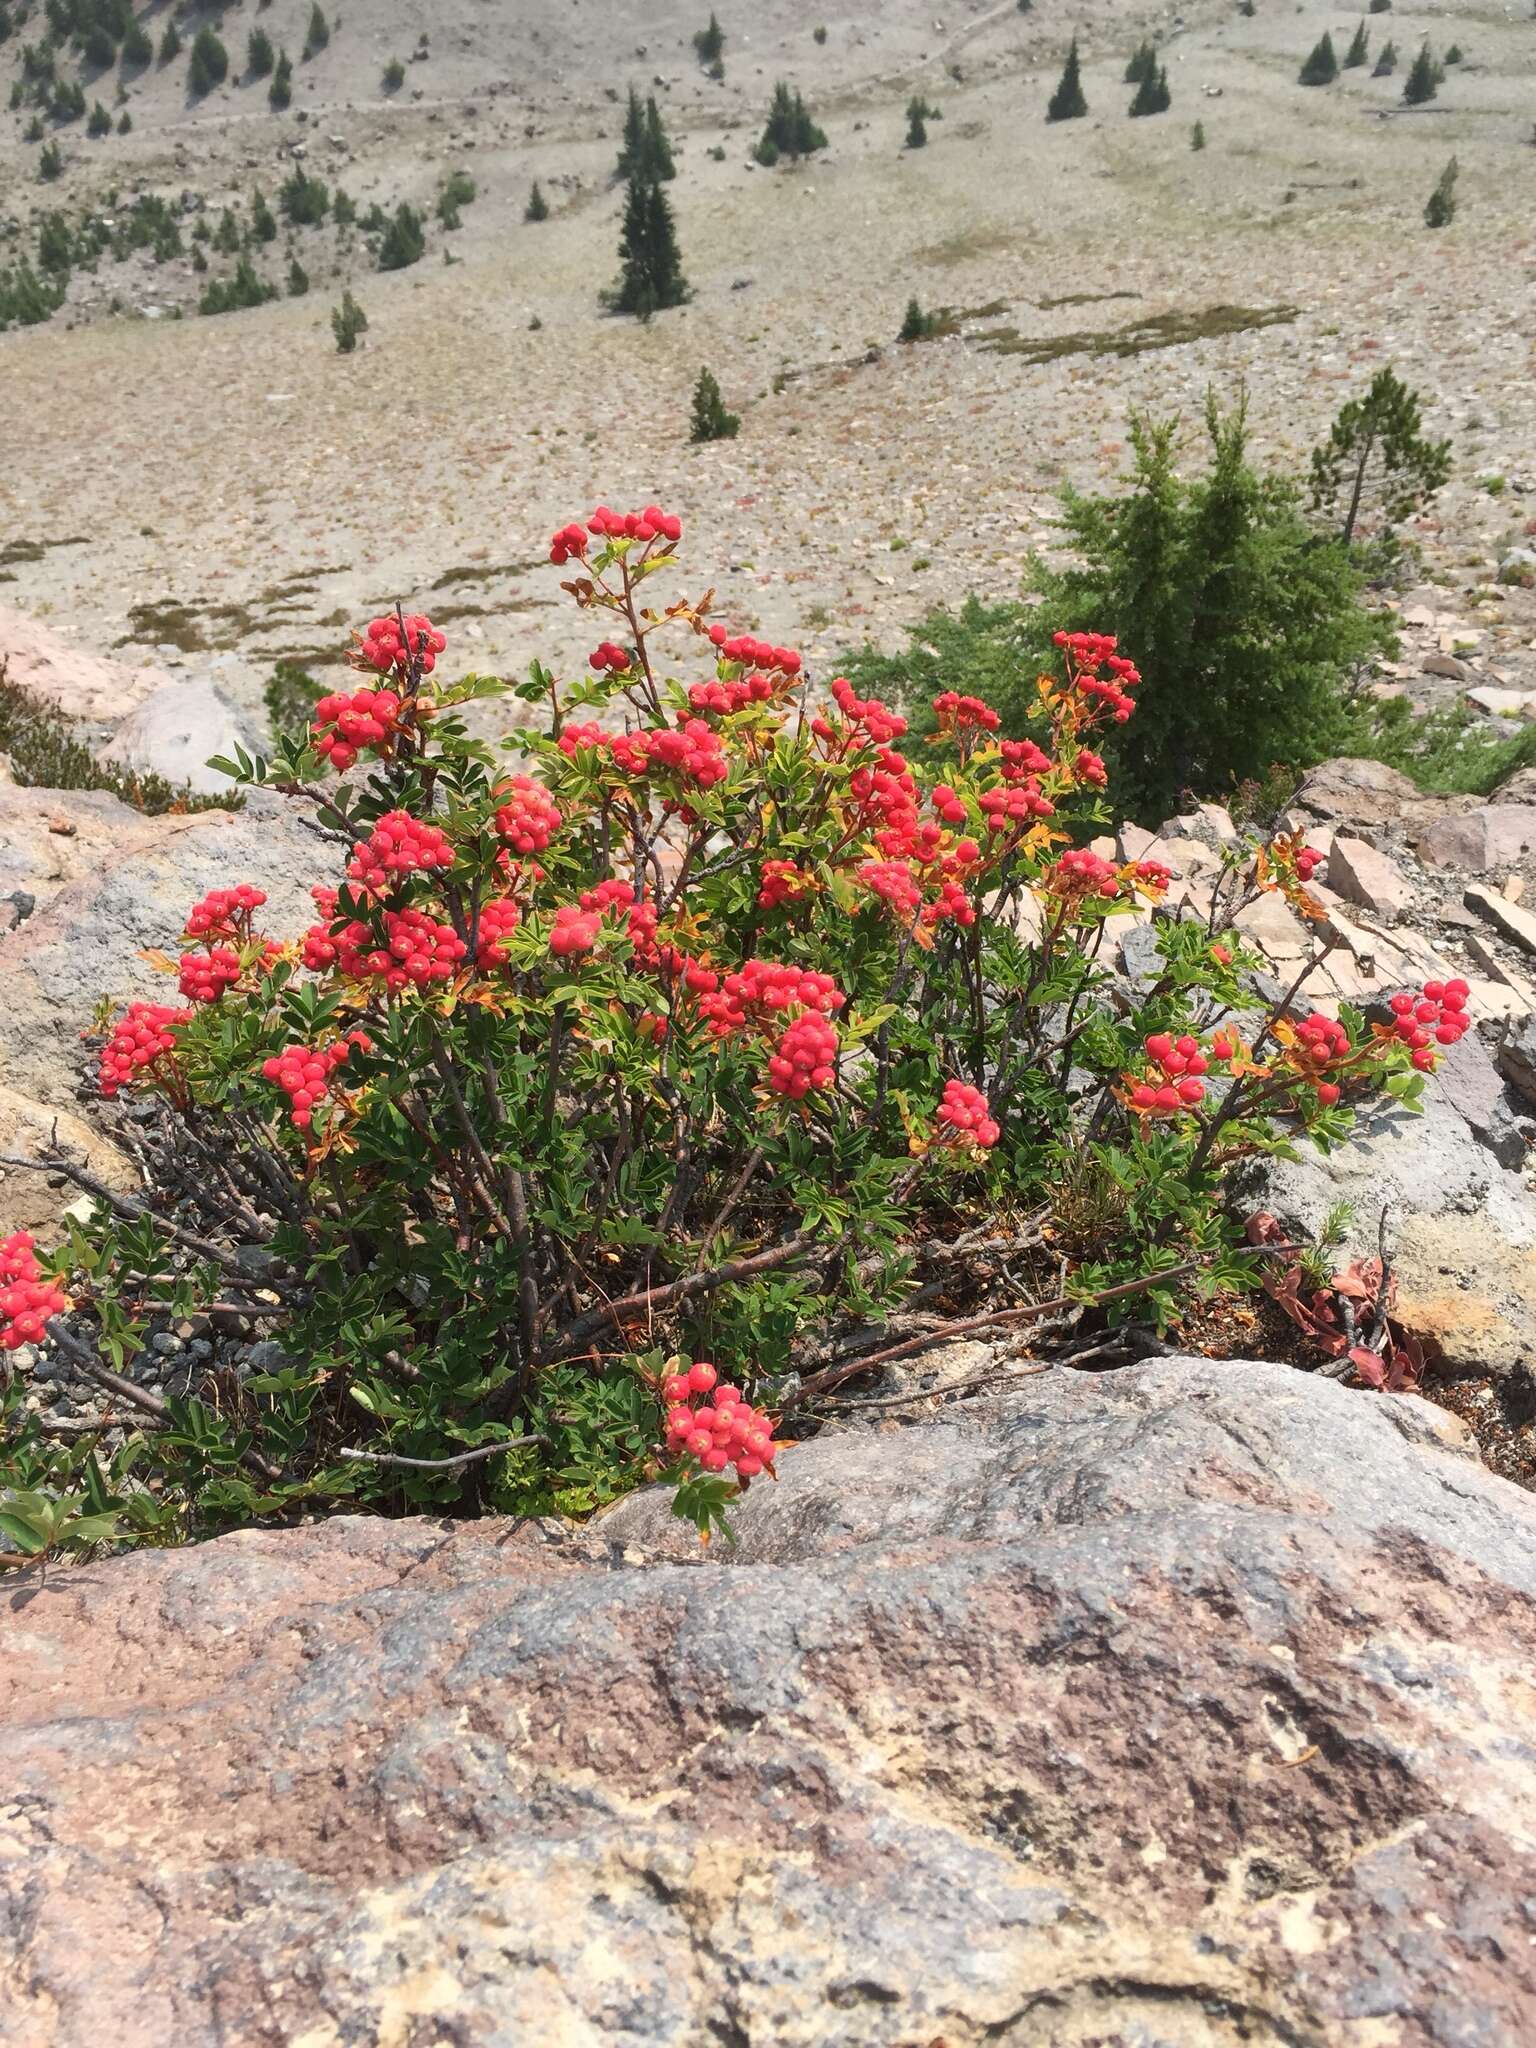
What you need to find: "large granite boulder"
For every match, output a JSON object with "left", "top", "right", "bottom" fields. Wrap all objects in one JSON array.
[{"left": 4, "top": 1358, "right": 1534, "bottom": 2046}]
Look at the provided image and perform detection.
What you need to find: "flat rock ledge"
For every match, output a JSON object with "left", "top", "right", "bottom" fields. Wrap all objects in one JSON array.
[{"left": 4, "top": 1358, "right": 1535, "bottom": 2048}]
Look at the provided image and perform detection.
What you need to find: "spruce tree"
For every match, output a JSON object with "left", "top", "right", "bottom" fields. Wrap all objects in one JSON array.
[
  {"left": 287, "top": 256, "right": 309, "bottom": 295},
  {"left": 1444, "top": 43, "right": 1462, "bottom": 64},
  {"left": 269, "top": 50, "right": 292, "bottom": 109},
  {"left": 87, "top": 99, "right": 111, "bottom": 136},
  {"left": 899, "top": 296, "right": 936, "bottom": 341},
  {"left": 642, "top": 95, "right": 676, "bottom": 180},
  {"left": 1401, "top": 41, "right": 1437, "bottom": 103},
  {"left": 525, "top": 181, "right": 549, "bottom": 222},
  {"left": 1423, "top": 156, "right": 1457, "bottom": 228},
  {"left": 1309, "top": 367, "right": 1450, "bottom": 545},
  {"left": 754, "top": 82, "right": 827, "bottom": 163},
  {"left": 1047, "top": 38, "right": 1087, "bottom": 122},
  {"left": 606, "top": 174, "right": 688, "bottom": 318},
  {"left": 247, "top": 27, "right": 274, "bottom": 79},
  {"left": 906, "top": 97, "right": 928, "bottom": 148},
  {"left": 187, "top": 25, "right": 228, "bottom": 97},
  {"left": 158, "top": 20, "right": 179, "bottom": 64},
  {"left": 1343, "top": 21, "right": 1369, "bottom": 67},
  {"left": 693, "top": 12, "right": 724, "bottom": 69},
  {"left": 38, "top": 139, "right": 62, "bottom": 180},
  {"left": 1191, "top": 119, "right": 1206, "bottom": 150},
  {"left": 1129, "top": 64, "right": 1170, "bottom": 116},
  {"left": 1368, "top": 0, "right": 1391, "bottom": 10},
  {"left": 689, "top": 366, "right": 740, "bottom": 442},
  {"left": 1373, "top": 41, "right": 1397, "bottom": 75},
  {"left": 302, "top": 5, "right": 329, "bottom": 60},
  {"left": 1124, "top": 39, "right": 1156, "bottom": 85},
  {"left": 376, "top": 202, "right": 425, "bottom": 271},
  {"left": 331, "top": 289, "right": 367, "bottom": 352},
  {"left": 250, "top": 187, "right": 277, "bottom": 242},
  {"left": 1298, "top": 33, "right": 1338, "bottom": 85},
  {"left": 120, "top": 19, "right": 151, "bottom": 68}
]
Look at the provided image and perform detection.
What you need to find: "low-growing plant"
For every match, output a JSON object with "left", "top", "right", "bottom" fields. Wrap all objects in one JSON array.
[
  {"left": 524, "top": 180, "right": 549, "bottom": 222},
  {"left": 1423, "top": 155, "right": 1458, "bottom": 228},
  {"left": 0, "top": 513, "right": 1460, "bottom": 1555},
  {"left": 376, "top": 201, "right": 425, "bottom": 271},
  {"left": 331, "top": 287, "right": 367, "bottom": 351},
  {"left": 0, "top": 656, "right": 231, "bottom": 814},
  {"left": 199, "top": 257, "right": 277, "bottom": 315}
]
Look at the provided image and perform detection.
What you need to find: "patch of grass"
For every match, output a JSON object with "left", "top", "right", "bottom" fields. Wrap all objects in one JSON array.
[
  {"left": 1037, "top": 289, "right": 1141, "bottom": 310},
  {"left": 912, "top": 225, "right": 1013, "bottom": 268},
  {"left": 1360, "top": 696, "right": 1536, "bottom": 797},
  {"left": 0, "top": 534, "right": 89, "bottom": 567},
  {"left": 0, "top": 658, "right": 233, "bottom": 815},
  {"left": 976, "top": 304, "right": 1298, "bottom": 364},
  {"left": 431, "top": 558, "right": 543, "bottom": 590}
]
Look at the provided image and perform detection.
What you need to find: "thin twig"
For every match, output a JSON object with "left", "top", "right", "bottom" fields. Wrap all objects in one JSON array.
[{"left": 338, "top": 1433, "right": 546, "bottom": 1472}]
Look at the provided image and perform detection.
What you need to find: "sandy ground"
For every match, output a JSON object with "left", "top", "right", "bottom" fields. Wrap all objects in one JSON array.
[{"left": 2, "top": 0, "right": 1534, "bottom": 725}]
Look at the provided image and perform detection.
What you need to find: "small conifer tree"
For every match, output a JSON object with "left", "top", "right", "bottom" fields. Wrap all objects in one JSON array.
[
  {"left": 606, "top": 174, "right": 689, "bottom": 318},
  {"left": 1298, "top": 33, "right": 1338, "bottom": 85},
  {"left": 1373, "top": 41, "right": 1397, "bottom": 76},
  {"left": 1368, "top": 0, "right": 1391, "bottom": 11},
  {"left": 331, "top": 289, "right": 367, "bottom": 351},
  {"left": 280, "top": 164, "right": 329, "bottom": 226},
  {"left": 689, "top": 366, "right": 740, "bottom": 442},
  {"left": 1124, "top": 39, "right": 1156, "bottom": 85},
  {"left": 1191, "top": 119, "right": 1206, "bottom": 150},
  {"left": 1047, "top": 38, "right": 1088, "bottom": 121},
  {"left": 287, "top": 256, "right": 309, "bottom": 296},
  {"left": 899, "top": 296, "right": 937, "bottom": 342},
  {"left": 525, "top": 181, "right": 549, "bottom": 222},
  {"left": 302, "top": 5, "right": 329, "bottom": 61},
  {"left": 116, "top": 108, "right": 130, "bottom": 133},
  {"left": 158, "top": 20, "right": 180, "bottom": 64},
  {"left": 1129, "top": 64, "right": 1170, "bottom": 115},
  {"left": 188, "top": 26, "right": 228, "bottom": 97},
  {"left": 376, "top": 202, "right": 425, "bottom": 271},
  {"left": 1344, "top": 21, "right": 1369, "bottom": 67},
  {"left": 269, "top": 50, "right": 292, "bottom": 110},
  {"left": 693, "top": 11, "right": 724, "bottom": 69},
  {"left": 247, "top": 28, "right": 275, "bottom": 79},
  {"left": 86, "top": 99, "right": 111, "bottom": 136},
  {"left": 1423, "top": 156, "right": 1457, "bottom": 228},
  {"left": 121, "top": 19, "right": 151, "bottom": 68},
  {"left": 754, "top": 81, "right": 827, "bottom": 163},
  {"left": 382, "top": 56, "right": 404, "bottom": 91},
  {"left": 1444, "top": 43, "right": 1462, "bottom": 64},
  {"left": 250, "top": 188, "right": 277, "bottom": 242},
  {"left": 1310, "top": 366, "right": 1451, "bottom": 544},
  {"left": 906, "top": 97, "right": 928, "bottom": 148},
  {"left": 38, "top": 139, "right": 62, "bottom": 181},
  {"left": 1402, "top": 41, "right": 1437, "bottom": 103}
]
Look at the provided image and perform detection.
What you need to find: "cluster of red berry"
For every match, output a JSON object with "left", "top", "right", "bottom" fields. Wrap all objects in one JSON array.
[
  {"left": 303, "top": 890, "right": 468, "bottom": 990},
  {"left": 1127, "top": 1031, "right": 1214, "bottom": 1114},
  {"left": 1074, "top": 747, "right": 1108, "bottom": 789},
  {"left": 474, "top": 897, "right": 522, "bottom": 968},
  {"left": 934, "top": 1078, "right": 1001, "bottom": 1150},
  {"left": 662, "top": 1360, "right": 778, "bottom": 1478},
  {"left": 1046, "top": 848, "right": 1120, "bottom": 898},
  {"left": 346, "top": 810, "right": 455, "bottom": 892},
  {"left": 559, "top": 718, "right": 729, "bottom": 790},
  {"left": 704, "top": 624, "right": 801, "bottom": 673},
  {"left": 261, "top": 1031, "right": 373, "bottom": 1131},
  {"left": 355, "top": 613, "right": 445, "bottom": 677},
  {"left": 184, "top": 884, "right": 266, "bottom": 941},
  {"left": 548, "top": 521, "right": 591, "bottom": 565},
  {"left": 1388, "top": 979, "right": 1470, "bottom": 1070},
  {"left": 1132, "top": 859, "right": 1173, "bottom": 894},
  {"left": 1295, "top": 846, "right": 1325, "bottom": 884},
  {"left": 858, "top": 859, "right": 924, "bottom": 920},
  {"left": 699, "top": 960, "right": 844, "bottom": 1035},
  {"left": 1289, "top": 1012, "right": 1351, "bottom": 1104},
  {"left": 767, "top": 1014, "right": 839, "bottom": 1098},
  {"left": 178, "top": 946, "right": 243, "bottom": 1005},
  {"left": 98, "top": 1000, "right": 191, "bottom": 1097},
  {"left": 0, "top": 1232, "right": 68, "bottom": 1352},
  {"left": 932, "top": 690, "right": 1001, "bottom": 736},
  {"left": 492, "top": 775, "right": 562, "bottom": 855},
  {"left": 1054, "top": 630, "right": 1141, "bottom": 723},
  {"left": 980, "top": 782, "right": 1054, "bottom": 833},
  {"left": 999, "top": 737, "right": 1052, "bottom": 785},
  {"left": 757, "top": 858, "right": 814, "bottom": 910},
  {"left": 589, "top": 639, "right": 632, "bottom": 673},
  {"left": 587, "top": 502, "right": 684, "bottom": 545},
  {"left": 690, "top": 671, "right": 781, "bottom": 716},
  {"left": 309, "top": 685, "right": 405, "bottom": 774},
  {"left": 824, "top": 676, "right": 908, "bottom": 747}
]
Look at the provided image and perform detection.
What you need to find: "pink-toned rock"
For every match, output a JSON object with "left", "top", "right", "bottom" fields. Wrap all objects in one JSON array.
[
  {"left": 1326, "top": 835, "right": 1413, "bottom": 918},
  {"left": 1414, "top": 806, "right": 1536, "bottom": 873},
  {"left": 3, "top": 1358, "right": 1534, "bottom": 2048},
  {"left": 0, "top": 604, "right": 170, "bottom": 727},
  {"left": 0, "top": 1084, "right": 134, "bottom": 1239}
]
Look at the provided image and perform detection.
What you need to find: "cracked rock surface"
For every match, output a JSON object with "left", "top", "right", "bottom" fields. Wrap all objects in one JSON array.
[{"left": 4, "top": 1356, "right": 1534, "bottom": 2047}]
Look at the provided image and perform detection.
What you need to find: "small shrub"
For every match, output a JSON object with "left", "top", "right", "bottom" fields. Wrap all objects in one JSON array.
[
  {"left": 436, "top": 168, "right": 476, "bottom": 229},
  {"left": 693, "top": 10, "right": 724, "bottom": 68},
  {"left": 116, "top": 108, "right": 130, "bottom": 133},
  {"left": 524, "top": 180, "right": 549, "bottom": 222},
  {"left": 1444, "top": 43, "right": 1462, "bottom": 64},
  {"left": 269, "top": 49, "right": 292, "bottom": 109},
  {"left": 38, "top": 139, "right": 62, "bottom": 180},
  {"left": 331, "top": 287, "right": 367, "bottom": 351},
  {"left": 1191, "top": 119, "right": 1207, "bottom": 150},
  {"left": 264, "top": 658, "right": 322, "bottom": 734},
  {"left": 0, "top": 529, "right": 1459, "bottom": 1555},
  {"left": 247, "top": 27, "right": 275, "bottom": 79},
  {"left": 382, "top": 56, "right": 404, "bottom": 91},
  {"left": 0, "top": 657, "right": 229, "bottom": 813},
  {"left": 906, "top": 99, "right": 928, "bottom": 148},
  {"left": 251, "top": 188, "right": 278, "bottom": 243},
  {"left": 689, "top": 365, "right": 740, "bottom": 442},
  {"left": 198, "top": 257, "right": 278, "bottom": 315},
  {"left": 898, "top": 295, "right": 940, "bottom": 342},
  {"left": 279, "top": 165, "right": 329, "bottom": 226},
  {"left": 0, "top": 257, "right": 65, "bottom": 329},
  {"left": 287, "top": 256, "right": 309, "bottom": 296},
  {"left": 814, "top": 24, "right": 827, "bottom": 43},
  {"left": 1373, "top": 41, "right": 1397, "bottom": 76},
  {"left": 158, "top": 20, "right": 180, "bottom": 64},
  {"left": 1369, "top": 0, "right": 1391, "bottom": 11}
]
